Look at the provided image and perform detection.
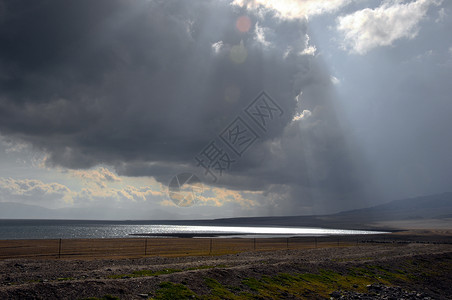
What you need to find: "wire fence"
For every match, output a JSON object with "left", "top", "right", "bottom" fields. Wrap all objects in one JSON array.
[
  {"left": 0, "top": 236, "right": 364, "bottom": 259},
  {"left": 2, "top": 234, "right": 447, "bottom": 260}
]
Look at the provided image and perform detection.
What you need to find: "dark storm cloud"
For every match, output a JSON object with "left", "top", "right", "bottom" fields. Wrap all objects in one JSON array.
[{"left": 0, "top": 0, "right": 368, "bottom": 213}]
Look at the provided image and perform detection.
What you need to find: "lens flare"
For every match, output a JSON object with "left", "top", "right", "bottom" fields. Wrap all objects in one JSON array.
[
  {"left": 236, "top": 15, "right": 251, "bottom": 33},
  {"left": 229, "top": 41, "right": 247, "bottom": 64}
]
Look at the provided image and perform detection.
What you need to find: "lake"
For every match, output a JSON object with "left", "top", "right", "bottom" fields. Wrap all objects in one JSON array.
[{"left": 0, "top": 219, "right": 387, "bottom": 239}]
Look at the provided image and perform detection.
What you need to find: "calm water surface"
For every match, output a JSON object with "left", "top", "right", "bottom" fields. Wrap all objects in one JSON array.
[{"left": 0, "top": 220, "right": 387, "bottom": 239}]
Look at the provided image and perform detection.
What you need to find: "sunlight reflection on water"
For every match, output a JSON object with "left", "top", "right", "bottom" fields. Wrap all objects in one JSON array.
[
  {"left": 142, "top": 225, "right": 387, "bottom": 238},
  {"left": 0, "top": 221, "right": 387, "bottom": 240}
]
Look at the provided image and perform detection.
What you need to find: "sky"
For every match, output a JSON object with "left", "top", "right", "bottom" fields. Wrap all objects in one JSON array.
[{"left": 0, "top": 0, "right": 451, "bottom": 219}]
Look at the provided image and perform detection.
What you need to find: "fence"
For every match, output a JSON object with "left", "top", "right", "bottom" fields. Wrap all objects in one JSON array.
[{"left": 0, "top": 236, "right": 365, "bottom": 259}]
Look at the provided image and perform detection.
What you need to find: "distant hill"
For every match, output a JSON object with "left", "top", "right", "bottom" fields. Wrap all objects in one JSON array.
[
  {"left": 207, "top": 192, "right": 452, "bottom": 230},
  {"left": 0, "top": 202, "right": 181, "bottom": 220},
  {"left": 333, "top": 192, "right": 452, "bottom": 221},
  {"left": 0, "top": 202, "right": 56, "bottom": 219}
]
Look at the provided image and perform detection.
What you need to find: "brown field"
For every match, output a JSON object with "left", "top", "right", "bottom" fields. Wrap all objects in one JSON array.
[
  {"left": 1, "top": 230, "right": 451, "bottom": 260},
  {"left": 0, "top": 236, "right": 359, "bottom": 260}
]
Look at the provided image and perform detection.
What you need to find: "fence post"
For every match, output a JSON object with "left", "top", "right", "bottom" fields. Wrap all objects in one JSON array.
[
  {"left": 58, "top": 239, "right": 62, "bottom": 259},
  {"left": 286, "top": 238, "right": 289, "bottom": 250},
  {"left": 144, "top": 239, "right": 148, "bottom": 256},
  {"left": 315, "top": 237, "right": 317, "bottom": 248},
  {"left": 254, "top": 238, "right": 256, "bottom": 251},
  {"left": 209, "top": 238, "right": 212, "bottom": 255}
]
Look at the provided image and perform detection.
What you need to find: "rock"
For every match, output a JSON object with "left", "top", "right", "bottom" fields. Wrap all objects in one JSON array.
[
  {"left": 137, "top": 293, "right": 148, "bottom": 298},
  {"left": 367, "top": 283, "right": 382, "bottom": 291},
  {"left": 329, "top": 291, "right": 341, "bottom": 298}
]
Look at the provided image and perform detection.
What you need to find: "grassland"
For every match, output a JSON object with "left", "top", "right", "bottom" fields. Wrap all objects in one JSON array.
[{"left": 0, "top": 231, "right": 451, "bottom": 299}]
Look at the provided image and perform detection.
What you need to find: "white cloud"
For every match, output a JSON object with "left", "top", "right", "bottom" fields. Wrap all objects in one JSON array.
[
  {"left": 337, "top": 0, "right": 443, "bottom": 54},
  {"left": 211, "top": 41, "right": 223, "bottom": 54},
  {"left": 301, "top": 45, "right": 317, "bottom": 56},
  {"left": 77, "top": 185, "right": 164, "bottom": 204},
  {"left": 330, "top": 75, "right": 340, "bottom": 85},
  {"left": 300, "top": 34, "right": 317, "bottom": 56},
  {"left": 194, "top": 187, "right": 260, "bottom": 208},
  {"left": 282, "top": 35, "right": 316, "bottom": 58},
  {"left": 232, "top": 0, "right": 352, "bottom": 19},
  {"left": 254, "top": 22, "right": 271, "bottom": 47},
  {"left": 292, "top": 109, "right": 312, "bottom": 121},
  {"left": 68, "top": 167, "right": 121, "bottom": 188},
  {"left": 0, "top": 172, "right": 167, "bottom": 209},
  {"left": 0, "top": 178, "right": 73, "bottom": 207},
  {"left": 436, "top": 7, "right": 447, "bottom": 23}
]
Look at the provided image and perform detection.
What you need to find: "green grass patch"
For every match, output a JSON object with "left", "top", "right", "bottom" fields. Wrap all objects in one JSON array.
[
  {"left": 240, "top": 269, "right": 380, "bottom": 298},
  {"left": 151, "top": 281, "right": 198, "bottom": 300},
  {"left": 203, "top": 277, "right": 237, "bottom": 299},
  {"left": 57, "top": 277, "right": 75, "bottom": 281},
  {"left": 108, "top": 256, "right": 452, "bottom": 299},
  {"left": 242, "top": 277, "right": 263, "bottom": 291},
  {"left": 349, "top": 264, "right": 409, "bottom": 285}
]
